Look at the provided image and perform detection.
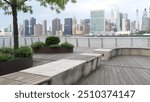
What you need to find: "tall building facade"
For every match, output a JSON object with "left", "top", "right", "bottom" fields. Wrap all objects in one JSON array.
[
  {"left": 30, "top": 17, "right": 36, "bottom": 35},
  {"left": 52, "top": 18, "right": 61, "bottom": 35},
  {"left": 121, "top": 13, "right": 128, "bottom": 31},
  {"left": 116, "top": 11, "right": 123, "bottom": 31},
  {"left": 82, "top": 19, "right": 90, "bottom": 34},
  {"left": 34, "top": 24, "right": 42, "bottom": 36},
  {"left": 42, "top": 20, "right": 47, "bottom": 35},
  {"left": 90, "top": 10, "right": 105, "bottom": 35},
  {"left": 23, "top": 19, "right": 29, "bottom": 36},
  {"left": 64, "top": 18, "right": 73, "bottom": 35},
  {"left": 72, "top": 16, "right": 77, "bottom": 35},
  {"left": 142, "top": 8, "right": 150, "bottom": 32},
  {"left": 131, "top": 21, "right": 136, "bottom": 34}
]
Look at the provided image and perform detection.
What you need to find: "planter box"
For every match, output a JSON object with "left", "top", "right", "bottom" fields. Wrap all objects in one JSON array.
[
  {"left": 33, "top": 47, "right": 73, "bottom": 54},
  {"left": 0, "top": 57, "right": 33, "bottom": 76}
]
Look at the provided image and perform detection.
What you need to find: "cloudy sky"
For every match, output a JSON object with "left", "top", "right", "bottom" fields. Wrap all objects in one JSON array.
[{"left": 0, "top": 0, "right": 150, "bottom": 29}]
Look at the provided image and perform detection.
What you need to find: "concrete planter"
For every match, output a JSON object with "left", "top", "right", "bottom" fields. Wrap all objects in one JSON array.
[
  {"left": 0, "top": 57, "right": 33, "bottom": 76},
  {"left": 33, "top": 47, "right": 73, "bottom": 54}
]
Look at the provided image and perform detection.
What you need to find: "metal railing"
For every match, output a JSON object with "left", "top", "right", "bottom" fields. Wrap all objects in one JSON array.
[{"left": 0, "top": 37, "right": 150, "bottom": 48}]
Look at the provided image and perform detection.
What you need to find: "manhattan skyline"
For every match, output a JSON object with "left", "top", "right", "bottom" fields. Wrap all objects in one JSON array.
[{"left": 0, "top": 0, "right": 150, "bottom": 29}]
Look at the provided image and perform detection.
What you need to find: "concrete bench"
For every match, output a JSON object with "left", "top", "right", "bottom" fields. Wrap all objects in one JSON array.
[
  {"left": 68, "top": 53, "right": 102, "bottom": 76},
  {"left": 0, "top": 53, "right": 102, "bottom": 85},
  {"left": 21, "top": 59, "right": 86, "bottom": 85},
  {"left": 94, "top": 48, "right": 150, "bottom": 61},
  {"left": 93, "top": 49, "right": 113, "bottom": 60}
]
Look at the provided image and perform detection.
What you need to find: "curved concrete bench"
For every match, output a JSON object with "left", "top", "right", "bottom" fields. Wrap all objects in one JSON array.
[
  {"left": 94, "top": 48, "right": 150, "bottom": 60},
  {"left": 0, "top": 53, "right": 102, "bottom": 85}
]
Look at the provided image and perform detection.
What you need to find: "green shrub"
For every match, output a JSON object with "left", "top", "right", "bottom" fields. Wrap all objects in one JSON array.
[
  {"left": 0, "top": 47, "right": 14, "bottom": 54},
  {"left": 50, "top": 44, "right": 61, "bottom": 48},
  {"left": 15, "top": 46, "right": 33, "bottom": 57},
  {"left": 0, "top": 54, "right": 14, "bottom": 62},
  {"left": 45, "top": 36, "right": 60, "bottom": 46},
  {"left": 60, "top": 42, "right": 74, "bottom": 49},
  {"left": 31, "top": 41, "right": 45, "bottom": 49}
]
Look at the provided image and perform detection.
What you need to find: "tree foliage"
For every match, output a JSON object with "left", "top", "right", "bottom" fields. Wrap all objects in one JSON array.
[
  {"left": 0, "top": 0, "right": 76, "bottom": 49},
  {"left": 0, "top": 0, "right": 76, "bottom": 14}
]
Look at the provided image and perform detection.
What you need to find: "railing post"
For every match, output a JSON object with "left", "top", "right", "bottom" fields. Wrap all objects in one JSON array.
[
  {"left": 38, "top": 38, "right": 40, "bottom": 42},
  {"left": 9, "top": 38, "right": 12, "bottom": 47},
  {"left": 3, "top": 38, "right": 5, "bottom": 47},
  {"left": 148, "top": 38, "right": 150, "bottom": 47},
  {"left": 88, "top": 38, "right": 90, "bottom": 47},
  {"left": 31, "top": 38, "right": 33, "bottom": 44},
  {"left": 131, "top": 38, "right": 133, "bottom": 47},
  {"left": 101, "top": 38, "right": 103, "bottom": 48},
  {"left": 65, "top": 37, "right": 67, "bottom": 42},
  {"left": 76, "top": 38, "right": 79, "bottom": 47},
  {"left": 115, "top": 38, "right": 118, "bottom": 48},
  {"left": 24, "top": 38, "right": 27, "bottom": 45}
]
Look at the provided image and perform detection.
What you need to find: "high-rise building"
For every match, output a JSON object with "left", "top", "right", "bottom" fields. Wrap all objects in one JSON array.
[
  {"left": 126, "top": 19, "right": 130, "bottom": 31},
  {"left": 131, "top": 21, "right": 136, "bottom": 34},
  {"left": 90, "top": 10, "right": 105, "bottom": 35},
  {"left": 30, "top": 17, "right": 36, "bottom": 35},
  {"left": 34, "top": 24, "right": 42, "bottom": 36},
  {"left": 23, "top": 19, "right": 29, "bottom": 36},
  {"left": 52, "top": 18, "right": 61, "bottom": 35},
  {"left": 111, "top": 10, "right": 115, "bottom": 24},
  {"left": 72, "top": 16, "right": 77, "bottom": 35},
  {"left": 116, "top": 10, "right": 123, "bottom": 31},
  {"left": 142, "top": 8, "right": 150, "bottom": 32},
  {"left": 42, "top": 20, "right": 47, "bottom": 35},
  {"left": 136, "top": 9, "right": 140, "bottom": 31},
  {"left": 82, "top": 19, "right": 90, "bottom": 34},
  {"left": 121, "top": 13, "right": 129, "bottom": 31},
  {"left": 64, "top": 18, "right": 73, "bottom": 35}
]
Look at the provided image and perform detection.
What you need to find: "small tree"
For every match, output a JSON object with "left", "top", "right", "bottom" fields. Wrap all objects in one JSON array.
[{"left": 0, "top": 0, "right": 76, "bottom": 50}]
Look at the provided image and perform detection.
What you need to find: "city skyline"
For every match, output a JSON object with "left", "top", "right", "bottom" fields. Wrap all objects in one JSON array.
[{"left": 0, "top": 0, "right": 150, "bottom": 29}]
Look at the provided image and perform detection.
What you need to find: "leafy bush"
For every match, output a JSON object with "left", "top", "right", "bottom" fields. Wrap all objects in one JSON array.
[
  {"left": 31, "top": 41, "right": 45, "bottom": 49},
  {"left": 0, "top": 54, "right": 14, "bottom": 62},
  {"left": 45, "top": 36, "right": 60, "bottom": 46},
  {"left": 50, "top": 44, "right": 61, "bottom": 48},
  {"left": 15, "top": 46, "right": 33, "bottom": 57},
  {"left": 0, "top": 47, "right": 14, "bottom": 54},
  {"left": 60, "top": 42, "right": 74, "bottom": 49}
]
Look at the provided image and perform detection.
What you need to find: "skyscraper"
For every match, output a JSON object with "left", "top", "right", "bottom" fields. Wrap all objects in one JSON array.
[
  {"left": 72, "top": 16, "right": 77, "bottom": 35},
  {"left": 122, "top": 13, "right": 128, "bottom": 31},
  {"left": 136, "top": 9, "right": 140, "bottom": 31},
  {"left": 111, "top": 10, "right": 115, "bottom": 24},
  {"left": 34, "top": 24, "right": 42, "bottom": 36},
  {"left": 131, "top": 21, "right": 136, "bottom": 34},
  {"left": 42, "top": 20, "right": 47, "bottom": 35},
  {"left": 82, "top": 19, "right": 90, "bottom": 34},
  {"left": 30, "top": 17, "right": 36, "bottom": 35},
  {"left": 90, "top": 10, "right": 105, "bottom": 35},
  {"left": 142, "top": 8, "right": 150, "bottom": 32},
  {"left": 52, "top": 18, "right": 61, "bottom": 35},
  {"left": 116, "top": 11, "right": 123, "bottom": 31},
  {"left": 23, "top": 19, "right": 29, "bottom": 36},
  {"left": 64, "top": 18, "right": 73, "bottom": 35}
]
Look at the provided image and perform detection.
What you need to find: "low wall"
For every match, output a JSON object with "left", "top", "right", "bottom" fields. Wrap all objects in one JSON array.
[
  {"left": 111, "top": 48, "right": 150, "bottom": 58},
  {"left": 94, "top": 47, "right": 150, "bottom": 61}
]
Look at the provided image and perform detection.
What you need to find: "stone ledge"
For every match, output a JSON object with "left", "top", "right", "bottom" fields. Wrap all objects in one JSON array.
[{"left": 94, "top": 47, "right": 150, "bottom": 60}]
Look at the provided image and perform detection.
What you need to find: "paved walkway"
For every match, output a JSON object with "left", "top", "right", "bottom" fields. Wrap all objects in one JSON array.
[{"left": 33, "top": 47, "right": 150, "bottom": 85}]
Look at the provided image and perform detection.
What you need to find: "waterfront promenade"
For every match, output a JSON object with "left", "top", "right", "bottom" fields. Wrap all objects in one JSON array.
[{"left": 33, "top": 47, "right": 150, "bottom": 85}]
